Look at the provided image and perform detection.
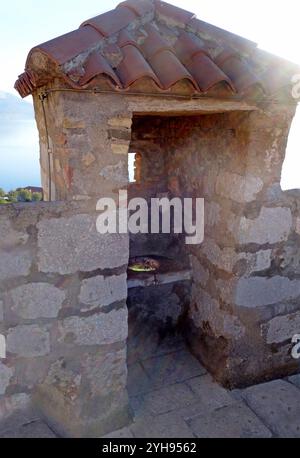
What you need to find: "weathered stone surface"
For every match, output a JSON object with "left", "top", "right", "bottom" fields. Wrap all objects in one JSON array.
[
  {"left": 237, "top": 249, "right": 272, "bottom": 275},
  {"left": 7, "top": 325, "right": 50, "bottom": 357},
  {"left": 0, "top": 393, "right": 31, "bottom": 423},
  {"left": 238, "top": 207, "right": 292, "bottom": 245},
  {"left": 296, "top": 218, "right": 300, "bottom": 236},
  {"left": 187, "top": 374, "right": 236, "bottom": 411},
  {"left": 241, "top": 380, "right": 300, "bottom": 437},
  {"left": 188, "top": 402, "right": 272, "bottom": 438},
  {"left": 108, "top": 117, "right": 132, "bottom": 129},
  {"left": 79, "top": 274, "right": 127, "bottom": 310},
  {"left": 0, "top": 363, "right": 14, "bottom": 395},
  {"left": 263, "top": 311, "right": 300, "bottom": 344},
  {"left": 190, "top": 288, "right": 245, "bottom": 338},
  {"left": 131, "top": 412, "right": 194, "bottom": 438},
  {"left": 0, "top": 217, "right": 29, "bottom": 249},
  {"left": 111, "top": 143, "right": 130, "bottom": 155},
  {"left": 0, "top": 300, "right": 3, "bottom": 321},
  {"left": 139, "top": 383, "right": 197, "bottom": 416},
  {"left": 205, "top": 201, "right": 221, "bottom": 227},
  {"left": 99, "top": 161, "right": 128, "bottom": 184},
  {"left": 82, "top": 348, "right": 127, "bottom": 397},
  {"left": 37, "top": 214, "right": 129, "bottom": 274},
  {"left": 190, "top": 256, "right": 209, "bottom": 286},
  {"left": 236, "top": 276, "right": 300, "bottom": 307},
  {"left": 59, "top": 308, "right": 128, "bottom": 346},
  {"left": 142, "top": 349, "right": 206, "bottom": 388},
  {"left": 288, "top": 374, "right": 300, "bottom": 389},
  {"left": 201, "top": 239, "right": 236, "bottom": 272},
  {"left": 11, "top": 283, "right": 65, "bottom": 319},
  {"left": 1, "top": 420, "right": 57, "bottom": 438},
  {"left": 216, "top": 172, "right": 263, "bottom": 203},
  {"left": 0, "top": 250, "right": 32, "bottom": 281}
]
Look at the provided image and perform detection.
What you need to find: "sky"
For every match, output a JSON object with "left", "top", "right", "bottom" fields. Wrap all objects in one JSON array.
[{"left": 0, "top": 0, "right": 299, "bottom": 190}]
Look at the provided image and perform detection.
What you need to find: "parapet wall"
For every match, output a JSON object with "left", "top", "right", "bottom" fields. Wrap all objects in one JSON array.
[{"left": 0, "top": 201, "right": 129, "bottom": 437}]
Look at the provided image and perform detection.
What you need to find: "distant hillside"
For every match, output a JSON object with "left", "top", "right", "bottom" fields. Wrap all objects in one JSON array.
[{"left": 0, "top": 91, "right": 34, "bottom": 121}]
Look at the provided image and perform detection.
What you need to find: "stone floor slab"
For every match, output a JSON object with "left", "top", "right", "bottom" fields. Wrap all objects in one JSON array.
[
  {"left": 241, "top": 379, "right": 300, "bottom": 438},
  {"left": 136, "top": 383, "right": 197, "bottom": 416},
  {"left": 288, "top": 374, "right": 300, "bottom": 389},
  {"left": 130, "top": 413, "right": 194, "bottom": 438},
  {"left": 142, "top": 349, "right": 206, "bottom": 388},
  {"left": 186, "top": 374, "right": 237, "bottom": 411},
  {"left": 127, "top": 362, "right": 152, "bottom": 396},
  {"left": 102, "top": 427, "right": 134, "bottom": 438},
  {"left": 188, "top": 402, "right": 272, "bottom": 438},
  {"left": 1, "top": 420, "right": 57, "bottom": 438}
]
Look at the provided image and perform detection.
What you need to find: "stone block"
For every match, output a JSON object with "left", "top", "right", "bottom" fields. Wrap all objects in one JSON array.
[
  {"left": 59, "top": 308, "right": 128, "bottom": 346},
  {"left": 79, "top": 274, "right": 127, "bottom": 310},
  {"left": 7, "top": 325, "right": 50, "bottom": 357},
  {"left": 0, "top": 393, "right": 32, "bottom": 424},
  {"left": 141, "top": 349, "right": 206, "bottom": 388},
  {"left": 190, "top": 288, "right": 245, "bottom": 338},
  {"left": 0, "top": 250, "right": 32, "bottom": 281},
  {"left": 190, "top": 255, "right": 209, "bottom": 287},
  {"left": 216, "top": 172, "right": 263, "bottom": 203},
  {"left": 0, "top": 362, "right": 14, "bottom": 395},
  {"left": 130, "top": 412, "right": 194, "bottom": 438},
  {"left": 0, "top": 216, "right": 29, "bottom": 249},
  {"left": 139, "top": 383, "right": 197, "bottom": 416},
  {"left": 241, "top": 380, "right": 300, "bottom": 437},
  {"left": 187, "top": 374, "right": 236, "bottom": 411},
  {"left": 37, "top": 214, "right": 129, "bottom": 274},
  {"left": 238, "top": 207, "right": 292, "bottom": 245},
  {"left": 263, "top": 311, "right": 300, "bottom": 344},
  {"left": 188, "top": 402, "right": 272, "bottom": 438},
  {"left": 11, "top": 283, "right": 65, "bottom": 319},
  {"left": 236, "top": 276, "right": 300, "bottom": 307},
  {"left": 1, "top": 420, "right": 57, "bottom": 438}
]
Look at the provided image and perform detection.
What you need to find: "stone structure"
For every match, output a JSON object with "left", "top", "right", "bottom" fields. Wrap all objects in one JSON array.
[{"left": 1, "top": 0, "right": 298, "bottom": 437}]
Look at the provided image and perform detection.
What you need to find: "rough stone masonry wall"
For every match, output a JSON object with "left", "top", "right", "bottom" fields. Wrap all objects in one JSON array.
[
  {"left": 160, "top": 105, "right": 300, "bottom": 387},
  {"left": 1, "top": 85, "right": 134, "bottom": 436}
]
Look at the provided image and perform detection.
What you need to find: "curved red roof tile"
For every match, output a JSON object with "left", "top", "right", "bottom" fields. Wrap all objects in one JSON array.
[
  {"left": 118, "top": 29, "right": 140, "bottom": 49},
  {"left": 116, "top": 44, "right": 161, "bottom": 88},
  {"left": 118, "top": 0, "right": 155, "bottom": 17},
  {"left": 174, "top": 31, "right": 206, "bottom": 64},
  {"left": 15, "top": 0, "right": 298, "bottom": 99},
  {"left": 141, "top": 24, "right": 173, "bottom": 58},
  {"left": 218, "top": 54, "right": 261, "bottom": 93},
  {"left": 154, "top": 0, "right": 196, "bottom": 26},
  {"left": 148, "top": 49, "right": 198, "bottom": 90},
  {"left": 79, "top": 52, "right": 122, "bottom": 87},
  {"left": 186, "top": 53, "right": 235, "bottom": 92},
  {"left": 81, "top": 6, "right": 137, "bottom": 37},
  {"left": 28, "top": 26, "right": 102, "bottom": 66}
]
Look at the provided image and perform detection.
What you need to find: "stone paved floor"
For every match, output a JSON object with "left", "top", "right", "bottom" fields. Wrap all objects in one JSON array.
[{"left": 1, "top": 332, "right": 300, "bottom": 438}]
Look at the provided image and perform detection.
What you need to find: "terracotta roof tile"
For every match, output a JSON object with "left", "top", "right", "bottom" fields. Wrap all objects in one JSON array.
[
  {"left": 188, "top": 17, "right": 257, "bottom": 54},
  {"left": 16, "top": 0, "right": 298, "bottom": 99},
  {"left": 81, "top": 6, "right": 137, "bottom": 37},
  {"left": 14, "top": 71, "right": 37, "bottom": 98},
  {"left": 79, "top": 52, "right": 122, "bottom": 87},
  {"left": 118, "top": 29, "right": 140, "bottom": 49},
  {"left": 29, "top": 26, "right": 102, "bottom": 66},
  {"left": 148, "top": 49, "right": 198, "bottom": 90},
  {"left": 141, "top": 24, "right": 173, "bottom": 58},
  {"left": 116, "top": 44, "right": 161, "bottom": 88},
  {"left": 186, "top": 52, "right": 235, "bottom": 92},
  {"left": 216, "top": 50, "right": 261, "bottom": 93},
  {"left": 154, "top": 0, "right": 195, "bottom": 26},
  {"left": 118, "top": 0, "right": 155, "bottom": 17},
  {"left": 174, "top": 30, "right": 206, "bottom": 64}
]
